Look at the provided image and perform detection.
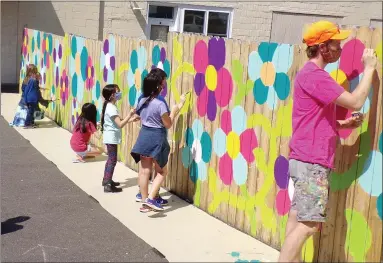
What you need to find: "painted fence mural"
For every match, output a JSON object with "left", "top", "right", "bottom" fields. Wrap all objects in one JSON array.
[{"left": 19, "top": 27, "right": 382, "bottom": 262}]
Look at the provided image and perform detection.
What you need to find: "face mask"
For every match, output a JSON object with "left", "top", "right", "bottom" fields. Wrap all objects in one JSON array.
[
  {"left": 322, "top": 49, "right": 341, "bottom": 63},
  {"left": 114, "top": 92, "right": 122, "bottom": 101},
  {"left": 320, "top": 42, "right": 342, "bottom": 64}
]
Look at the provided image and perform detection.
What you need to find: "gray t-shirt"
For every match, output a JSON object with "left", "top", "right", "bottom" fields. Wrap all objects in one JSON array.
[{"left": 136, "top": 95, "right": 170, "bottom": 128}]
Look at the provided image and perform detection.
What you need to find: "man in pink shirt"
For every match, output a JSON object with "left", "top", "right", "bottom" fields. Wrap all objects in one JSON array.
[{"left": 278, "top": 21, "right": 378, "bottom": 262}]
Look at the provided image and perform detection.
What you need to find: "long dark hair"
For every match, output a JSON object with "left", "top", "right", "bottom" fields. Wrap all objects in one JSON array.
[
  {"left": 100, "top": 84, "right": 118, "bottom": 132},
  {"left": 137, "top": 69, "right": 168, "bottom": 114},
  {"left": 75, "top": 103, "right": 97, "bottom": 133}
]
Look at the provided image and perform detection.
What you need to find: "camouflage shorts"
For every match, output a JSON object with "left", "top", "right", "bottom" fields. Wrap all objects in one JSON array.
[{"left": 289, "top": 159, "right": 331, "bottom": 222}]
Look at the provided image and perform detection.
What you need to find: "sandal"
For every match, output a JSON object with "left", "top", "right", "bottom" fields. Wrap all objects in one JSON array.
[
  {"left": 72, "top": 158, "right": 85, "bottom": 163},
  {"left": 140, "top": 204, "right": 153, "bottom": 213}
]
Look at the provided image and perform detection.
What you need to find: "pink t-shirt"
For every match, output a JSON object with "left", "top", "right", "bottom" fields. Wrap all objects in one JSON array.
[
  {"left": 289, "top": 61, "right": 345, "bottom": 169},
  {"left": 70, "top": 120, "right": 97, "bottom": 152}
]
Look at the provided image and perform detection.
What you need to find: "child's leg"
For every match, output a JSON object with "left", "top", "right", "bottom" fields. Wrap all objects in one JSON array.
[
  {"left": 138, "top": 156, "right": 153, "bottom": 201},
  {"left": 148, "top": 161, "right": 168, "bottom": 200},
  {"left": 103, "top": 144, "right": 118, "bottom": 184},
  {"left": 25, "top": 103, "right": 36, "bottom": 126},
  {"left": 85, "top": 146, "right": 102, "bottom": 158}
]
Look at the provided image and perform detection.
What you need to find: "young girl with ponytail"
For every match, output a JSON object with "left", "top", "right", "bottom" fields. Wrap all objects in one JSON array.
[{"left": 101, "top": 84, "right": 136, "bottom": 193}]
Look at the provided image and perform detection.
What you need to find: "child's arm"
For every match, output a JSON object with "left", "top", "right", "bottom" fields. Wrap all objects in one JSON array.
[
  {"left": 128, "top": 114, "right": 141, "bottom": 123},
  {"left": 93, "top": 131, "right": 102, "bottom": 140},
  {"left": 89, "top": 122, "right": 102, "bottom": 139},
  {"left": 112, "top": 115, "right": 131, "bottom": 129},
  {"left": 113, "top": 108, "right": 137, "bottom": 127}
]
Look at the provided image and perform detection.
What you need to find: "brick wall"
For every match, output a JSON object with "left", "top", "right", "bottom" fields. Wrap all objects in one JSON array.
[
  {"left": 103, "top": 1, "right": 382, "bottom": 41},
  {"left": 1, "top": 2, "right": 19, "bottom": 84},
  {"left": 1, "top": 1, "right": 101, "bottom": 85}
]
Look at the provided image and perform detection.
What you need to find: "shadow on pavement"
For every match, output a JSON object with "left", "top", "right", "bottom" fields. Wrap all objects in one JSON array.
[{"left": 1, "top": 216, "right": 31, "bottom": 235}]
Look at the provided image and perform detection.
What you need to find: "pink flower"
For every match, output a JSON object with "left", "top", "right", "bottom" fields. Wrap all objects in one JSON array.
[
  {"left": 213, "top": 106, "right": 258, "bottom": 185},
  {"left": 85, "top": 57, "right": 95, "bottom": 90},
  {"left": 60, "top": 70, "right": 69, "bottom": 106}
]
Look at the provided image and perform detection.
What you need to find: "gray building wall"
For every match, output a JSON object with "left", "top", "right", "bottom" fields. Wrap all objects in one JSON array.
[{"left": 1, "top": 1, "right": 382, "bottom": 86}]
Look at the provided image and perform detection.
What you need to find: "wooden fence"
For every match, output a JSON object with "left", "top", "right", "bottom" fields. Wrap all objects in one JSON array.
[{"left": 19, "top": 27, "right": 382, "bottom": 262}]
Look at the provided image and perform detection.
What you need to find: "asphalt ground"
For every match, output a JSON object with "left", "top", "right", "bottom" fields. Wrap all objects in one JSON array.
[{"left": 0, "top": 116, "right": 168, "bottom": 262}]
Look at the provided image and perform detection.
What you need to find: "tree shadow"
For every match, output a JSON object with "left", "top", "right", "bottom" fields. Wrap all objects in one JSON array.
[{"left": 1, "top": 216, "right": 30, "bottom": 235}]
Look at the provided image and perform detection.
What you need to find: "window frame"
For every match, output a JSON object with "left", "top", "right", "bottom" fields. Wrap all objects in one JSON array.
[
  {"left": 146, "top": 2, "right": 179, "bottom": 41},
  {"left": 146, "top": 3, "right": 234, "bottom": 40},
  {"left": 179, "top": 5, "right": 233, "bottom": 38}
]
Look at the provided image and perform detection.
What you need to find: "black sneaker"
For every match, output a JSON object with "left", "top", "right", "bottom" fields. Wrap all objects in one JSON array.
[
  {"left": 104, "top": 184, "right": 122, "bottom": 193},
  {"left": 102, "top": 180, "right": 120, "bottom": 187}
]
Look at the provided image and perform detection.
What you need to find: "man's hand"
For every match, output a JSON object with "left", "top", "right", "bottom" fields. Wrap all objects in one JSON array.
[
  {"left": 338, "top": 113, "right": 364, "bottom": 129},
  {"left": 362, "top": 48, "right": 378, "bottom": 69}
]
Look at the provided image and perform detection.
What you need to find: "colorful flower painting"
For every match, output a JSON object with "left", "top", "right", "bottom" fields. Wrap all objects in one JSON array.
[
  {"left": 127, "top": 46, "right": 148, "bottom": 106},
  {"left": 101, "top": 35, "right": 116, "bottom": 83},
  {"left": 22, "top": 28, "right": 29, "bottom": 58},
  {"left": 50, "top": 84, "right": 56, "bottom": 111},
  {"left": 85, "top": 56, "right": 95, "bottom": 90},
  {"left": 274, "top": 155, "right": 293, "bottom": 215},
  {"left": 181, "top": 119, "right": 212, "bottom": 183},
  {"left": 53, "top": 40, "right": 63, "bottom": 88},
  {"left": 193, "top": 38, "right": 233, "bottom": 121},
  {"left": 60, "top": 69, "right": 69, "bottom": 106},
  {"left": 71, "top": 98, "right": 81, "bottom": 126},
  {"left": 248, "top": 42, "right": 293, "bottom": 109},
  {"left": 151, "top": 45, "right": 171, "bottom": 97},
  {"left": 213, "top": 106, "right": 257, "bottom": 185},
  {"left": 69, "top": 36, "right": 85, "bottom": 102},
  {"left": 91, "top": 80, "right": 102, "bottom": 122}
]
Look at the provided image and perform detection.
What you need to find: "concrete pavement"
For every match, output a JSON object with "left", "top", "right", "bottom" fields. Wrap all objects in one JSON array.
[
  {"left": 1, "top": 93, "right": 279, "bottom": 262},
  {"left": 1, "top": 116, "right": 167, "bottom": 262}
]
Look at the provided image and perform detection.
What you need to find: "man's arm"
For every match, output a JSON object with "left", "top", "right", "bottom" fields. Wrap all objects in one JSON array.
[{"left": 335, "top": 49, "right": 377, "bottom": 111}]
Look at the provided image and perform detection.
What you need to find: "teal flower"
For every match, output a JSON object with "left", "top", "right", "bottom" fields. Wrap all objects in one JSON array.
[
  {"left": 248, "top": 43, "right": 294, "bottom": 109},
  {"left": 127, "top": 46, "right": 148, "bottom": 106},
  {"left": 181, "top": 119, "right": 212, "bottom": 183}
]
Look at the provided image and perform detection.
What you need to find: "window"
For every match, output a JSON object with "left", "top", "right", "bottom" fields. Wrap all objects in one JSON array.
[
  {"left": 146, "top": 3, "right": 233, "bottom": 41},
  {"left": 149, "top": 5, "right": 174, "bottom": 19},
  {"left": 183, "top": 10, "right": 205, "bottom": 34},
  {"left": 181, "top": 7, "right": 232, "bottom": 38},
  {"left": 370, "top": 19, "right": 382, "bottom": 28},
  {"left": 207, "top": 12, "right": 229, "bottom": 37},
  {"left": 146, "top": 4, "right": 178, "bottom": 42}
]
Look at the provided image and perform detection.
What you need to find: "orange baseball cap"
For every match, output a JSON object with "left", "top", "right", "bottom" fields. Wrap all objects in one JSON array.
[{"left": 303, "top": 21, "right": 351, "bottom": 46}]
